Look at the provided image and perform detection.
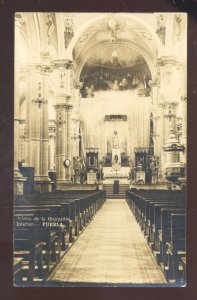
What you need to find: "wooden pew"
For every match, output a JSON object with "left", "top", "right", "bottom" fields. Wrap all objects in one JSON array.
[
  {"left": 152, "top": 203, "right": 185, "bottom": 254},
  {"left": 181, "top": 257, "right": 186, "bottom": 284},
  {"left": 126, "top": 189, "right": 186, "bottom": 283},
  {"left": 165, "top": 213, "right": 186, "bottom": 282},
  {"left": 13, "top": 257, "right": 23, "bottom": 283},
  {"left": 159, "top": 208, "right": 185, "bottom": 271},
  {"left": 147, "top": 200, "right": 185, "bottom": 246},
  {"left": 14, "top": 207, "right": 66, "bottom": 277},
  {"left": 126, "top": 190, "right": 185, "bottom": 238},
  {"left": 14, "top": 201, "right": 73, "bottom": 244},
  {"left": 14, "top": 217, "right": 46, "bottom": 282},
  {"left": 13, "top": 190, "right": 106, "bottom": 282}
]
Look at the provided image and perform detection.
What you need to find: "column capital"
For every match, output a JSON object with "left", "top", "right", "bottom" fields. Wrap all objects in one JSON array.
[
  {"left": 26, "top": 63, "right": 53, "bottom": 74},
  {"left": 73, "top": 80, "right": 83, "bottom": 89},
  {"left": 53, "top": 59, "right": 73, "bottom": 70},
  {"left": 54, "top": 103, "right": 73, "bottom": 111},
  {"left": 54, "top": 103, "right": 68, "bottom": 110},
  {"left": 48, "top": 119, "right": 56, "bottom": 134},
  {"left": 65, "top": 104, "right": 73, "bottom": 112},
  {"left": 165, "top": 102, "right": 179, "bottom": 109},
  {"left": 19, "top": 119, "right": 26, "bottom": 125},
  {"left": 156, "top": 56, "right": 179, "bottom": 67},
  {"left": 64, "top": 59, "right": 73, "bottom": 69},
  {"left": 149, "top": 77, "right": 159, "bottom": 88}
]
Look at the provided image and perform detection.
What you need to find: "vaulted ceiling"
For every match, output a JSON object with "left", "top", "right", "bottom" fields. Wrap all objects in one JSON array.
[{"left": 71, "top": 14, "right": 159, "bottom": 78}]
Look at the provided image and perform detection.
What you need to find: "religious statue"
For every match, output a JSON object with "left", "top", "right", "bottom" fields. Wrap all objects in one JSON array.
[
  {"left": 112, "top": 130, "right": 119, "bottom": 149},
  {"left": 114, "top": 154, "right": 119, "bottom": 163}
]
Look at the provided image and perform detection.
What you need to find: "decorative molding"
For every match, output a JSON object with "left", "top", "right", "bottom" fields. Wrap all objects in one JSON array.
[
  {"left": 45, "top": 13, "right": 55, "bottom": 46},
  {"left": 65, "top": 104, "right": 73, "bottom": 112},
  {"left": 64, "top": 16, "right": 74, "bottom": 48},
  {"left": 156, "top": 15, "right": 166, "bottom": 45},
  {"left": 64, "top": 59, "right": 73, "bottom": 69},
  {"left": 104, "top": 115, "right": 127, "bottom": 122},
  {"left": 104, "top": 17, "right": 127, "bottom": 43},
  {"left": 157, "top": 56, "right": 179, "bottom": 67}
]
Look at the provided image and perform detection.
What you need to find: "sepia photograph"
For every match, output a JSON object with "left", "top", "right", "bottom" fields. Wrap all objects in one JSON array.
[{"left": 13, "top": 12, "right": 187, "bottom": 287}]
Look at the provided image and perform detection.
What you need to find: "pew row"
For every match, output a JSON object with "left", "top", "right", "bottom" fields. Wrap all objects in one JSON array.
[
  {"left": 126, "top": 189, "right": 186, "bottom": 284},
  {"left": 13, "top": 190, "right": 106, "bottom": 283}
]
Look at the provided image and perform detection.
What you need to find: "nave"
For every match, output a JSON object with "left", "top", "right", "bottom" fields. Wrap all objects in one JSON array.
[
  {"left": 13, "top": 13, "right": 187, "bottom": 287},
  {"left": 14, "top": 188, "right": 186, "bottom": 286},
  {"left": 48, "top": 199, "right": 166, "bottom": 284}
]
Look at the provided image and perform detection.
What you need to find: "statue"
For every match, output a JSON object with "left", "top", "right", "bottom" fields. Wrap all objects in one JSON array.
[
  {"left": 113, "top": 130, "right": 119, "bottom": 149},
  {"left": 114, "top": 154, "right": 118, "bottom": 163}
]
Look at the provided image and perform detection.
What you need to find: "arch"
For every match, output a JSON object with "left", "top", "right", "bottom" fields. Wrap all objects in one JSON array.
[
  {"left": 76, "top": 42, "right": 155, "bottom": 82},
  {"left": 67, "top": 13, "right": 163, "bottom": 60}
]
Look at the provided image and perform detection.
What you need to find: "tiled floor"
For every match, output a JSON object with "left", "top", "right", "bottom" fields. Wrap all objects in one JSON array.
[{"left": 48, "top": 199, "right": 166, "bottom": 284}]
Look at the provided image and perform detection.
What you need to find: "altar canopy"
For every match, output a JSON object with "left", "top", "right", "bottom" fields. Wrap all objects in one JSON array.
[{"left": 80, "top": 90, "right": 151, "bottom": 161}]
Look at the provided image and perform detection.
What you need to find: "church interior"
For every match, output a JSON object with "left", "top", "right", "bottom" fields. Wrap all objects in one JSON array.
[{"left": 14, "top": 13, "right": 187, "bottom": 286}]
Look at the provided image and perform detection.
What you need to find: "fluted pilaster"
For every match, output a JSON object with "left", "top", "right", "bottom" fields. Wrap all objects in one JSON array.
[
  {"left": 48, "top": 120, "right": 56, "bottom": 171},
  {"left": 54, "top": 104, "right": 67, "bottom": 182},
  {"left": 14, "top": 14, "right": 26, "bottom": 194}
]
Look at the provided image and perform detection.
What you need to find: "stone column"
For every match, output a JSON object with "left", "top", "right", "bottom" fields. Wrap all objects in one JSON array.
[
  {"left": 71, "top": 117, "right": 80, "bottom": 158},
  {"left": 24, "top": 67, "right": 30, "bottom": 167},
  {"left": 152, "top": 115, "right": 160, "bottom": 157},
  {"left": 163, "top": 103, "right": 178, "bottom": 141},
  {"left": 28, "top": 66, "right": 41, "bottom": 180},
  {"left": 19, "top": 119, "right": 26, "bottom": 164},
  {"left": 53, "top": 59, "right": 74, "bottom": 187},
  {"left": 157, "top": 103, "right": 166, "bottom": 180},
  {"left": 72, "top": 81, "right": 82, "bottom": 159},
  {"left": 54, "top": 104, "right": 67, "bottom": 184},
  {"left": 64, "top": 59, "right": 73, "bottom": 95},
  {"left": 181, "top": 97, "right": 187, "bottom": 162},
  {"left": 65, "top": 104, "right": 73, "bottom": 182},
  {"left": 14, "top": 13, "right": 26, "bottom": 195},
  {"left": 28, "top": 64, "right": 52, "bottom": 192},
  {"left": 39, "top": 66, "right": 52, "bottom": 192},
  {"left": 48, "top": 120, "right": 56, "bottom": 171}
]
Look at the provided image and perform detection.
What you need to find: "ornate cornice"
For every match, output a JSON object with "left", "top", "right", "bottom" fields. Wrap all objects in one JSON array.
[
  {"left": 54, "top": 103, "right": 73, "bottom": 111},
  {"left": 73, "top": 80, "right": 83, "bottom": 90},
  {"left": 156, "top": 56, "right": 179, "bottom": 67},
  {"left": 64, "top": 59, "right": 73, "bottom": 69}
]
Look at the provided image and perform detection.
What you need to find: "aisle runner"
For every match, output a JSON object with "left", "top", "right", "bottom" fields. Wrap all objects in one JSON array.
[{"left": 48, "top": 200, "right": 166, "bottom": 284}]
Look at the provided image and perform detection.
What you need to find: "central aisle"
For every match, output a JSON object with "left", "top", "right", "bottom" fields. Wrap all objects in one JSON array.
[{"left": 48, "top": 199, "right": 166, "bottom": 284}]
